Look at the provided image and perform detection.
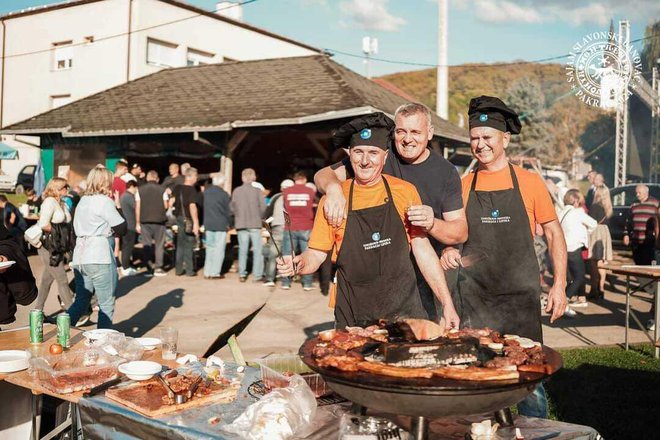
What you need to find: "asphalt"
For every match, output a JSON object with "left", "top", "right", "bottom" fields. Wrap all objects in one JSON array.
[{"left": 5, "top": 251, "right": 657, "bottom": 362}]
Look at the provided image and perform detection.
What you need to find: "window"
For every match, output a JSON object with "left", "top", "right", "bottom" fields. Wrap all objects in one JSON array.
[
  {"left": 52, "top": 41, "right": 73, "bottom": 70},
  {"left": 51, "top": 94, "right": 72, "bottom": 109},
  {"left": 186, "top": 48, "right": 215, "bottom": 66},
  {"left": 146, "top": 38, "right": 178, "bottom": 67}
]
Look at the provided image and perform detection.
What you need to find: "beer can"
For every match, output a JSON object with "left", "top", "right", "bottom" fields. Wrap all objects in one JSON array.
[
  {"left": 56, "top": 313, "right": 71, "bottom": 348},
  {"left": 29, "top": 309, "right": 44, "bottom": 344}
]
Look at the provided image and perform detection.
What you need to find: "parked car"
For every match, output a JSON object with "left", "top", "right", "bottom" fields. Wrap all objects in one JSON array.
[
  {"left": 608, "top": 183, "right": 660, "bottom": 242},
  {"left": 0, "top": 164, "right": 36, "bottom": 194}
]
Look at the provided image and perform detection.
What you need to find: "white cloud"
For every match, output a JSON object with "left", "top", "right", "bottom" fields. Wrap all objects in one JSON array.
[
  {"left": 474, "top": 0, "right": 544, "bottom": 24},
  {"left": 339, "top": 0, "right": 406, "bottom": 32},
  {"left": 471, "top": 0, "right": 660, "bottom": 27}
]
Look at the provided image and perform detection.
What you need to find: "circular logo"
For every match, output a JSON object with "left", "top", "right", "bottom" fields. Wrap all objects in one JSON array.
[
  {"left": 565, "top": 31, "right": 642, "bottom": 107},
  {"left": 371, "top": 232, "right": 380, "bottom": 242},
  {"left": 490, "top": 209, "right": 500, "bottom": 218},
  {"left": 360, "top": 128, "right": 372, "bottom": 140},
  {"left": 479, "top": 114, "right": 488, "bottom": 122}
]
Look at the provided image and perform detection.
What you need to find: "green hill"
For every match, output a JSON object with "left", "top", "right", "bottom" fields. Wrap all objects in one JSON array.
[{"left": 380, "top": 63, "right": 612, "bottom": 168}]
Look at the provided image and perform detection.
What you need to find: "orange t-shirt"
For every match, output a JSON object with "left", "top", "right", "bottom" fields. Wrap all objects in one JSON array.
[
  {"left": 309, "top": 176, "right": 424, "bottom": 261},
  {"left": 461, "top": 164, "right": 557, "bottom": 236}
]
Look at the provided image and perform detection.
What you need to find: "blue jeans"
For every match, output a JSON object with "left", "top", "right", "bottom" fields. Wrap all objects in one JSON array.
[
  {"left": 204, "top": 230, "right": 227, "bottom": 277},
  {"left": 281, "top": 229, "right": 313, "bottom": 288},
  {"left": 68, "top": 264, "right": 118, "bottom": 329},
  {"left": 237, "top": 228, "right": 264, "bottom": 279},
  {"left": 517, "top": 384, "right": 548, "bottom": 418}
]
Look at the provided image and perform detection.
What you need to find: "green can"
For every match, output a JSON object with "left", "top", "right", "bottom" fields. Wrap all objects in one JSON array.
[
  {"left": 56, "top": 313, "right": 70, "bottom": 348},
  {"left": 29, "top": 309, "right": 44, "bottom": 344}
]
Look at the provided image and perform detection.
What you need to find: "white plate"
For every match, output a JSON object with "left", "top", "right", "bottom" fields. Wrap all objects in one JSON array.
[
  {"left": 0, "top": 350, "right": 30, "bottom": 373},
  {"left": 83, "top": 329, "right": 119, "bottom": 342},
  {"left": 118, "top": 360, "right": 162, "bottom": 381},
  {"left": 135, "top": 337, "right": 161, "bottom": 351},
  {"left": 0, "top": 261, "right": 16, "bottom": 269}
]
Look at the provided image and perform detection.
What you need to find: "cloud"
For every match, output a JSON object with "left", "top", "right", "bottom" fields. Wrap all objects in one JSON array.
[
  {"left": 339, "top": 0, "right": 406, "bottom": 32},
  {"left": 471, "top": 0, "right": 660, "bottom": 27}
]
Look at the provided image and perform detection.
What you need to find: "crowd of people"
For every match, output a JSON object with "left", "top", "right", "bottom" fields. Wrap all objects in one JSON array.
[{"left": 542, "top": 170, "right": 659, "bottom": 326}]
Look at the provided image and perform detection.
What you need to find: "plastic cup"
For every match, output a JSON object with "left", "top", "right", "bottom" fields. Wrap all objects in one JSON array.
[{"left": 160, "top": 327, "right": 178, "bottom": 360}]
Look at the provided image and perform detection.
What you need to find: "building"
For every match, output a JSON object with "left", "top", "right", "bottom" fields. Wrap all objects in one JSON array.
[
  {"left": 1, "top": 55, "right": 468, "bottom": 190},
  {"left": 0, "top": 0, "right": 319, "bottom": 128}
]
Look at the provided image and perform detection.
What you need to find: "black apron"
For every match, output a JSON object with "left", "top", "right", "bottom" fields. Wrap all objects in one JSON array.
[
  {"left": 458, "top": 165, "right": 543, "bottom": 341},
  {"left": 334, "top": 177, "right": 426, "bottom": 328}
]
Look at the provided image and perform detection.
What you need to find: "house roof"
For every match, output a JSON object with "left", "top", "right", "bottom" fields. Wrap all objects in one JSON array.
[
  {"left": 2, "top": 55, "right": 468, "bottom": 143},
  {"left": 0, "top": 0, "right": 318, "bottom": 53}
]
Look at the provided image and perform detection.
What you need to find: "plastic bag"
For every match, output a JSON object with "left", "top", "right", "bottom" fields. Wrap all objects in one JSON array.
[{"left": 223, "top": 375, "right": 317, "bottom": 440}]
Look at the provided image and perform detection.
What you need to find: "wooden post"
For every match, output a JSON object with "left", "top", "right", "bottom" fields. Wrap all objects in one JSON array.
[{"left": 223, "top": 130, "right": 248, "bottom": 194}]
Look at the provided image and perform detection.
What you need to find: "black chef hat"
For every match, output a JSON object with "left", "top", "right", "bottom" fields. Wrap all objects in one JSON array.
[
  {"left": 468, "top": 96, "right": 522, "bottom": 135},
  {"left": 332, "top": 112, "right": 394, "bottom": 151}
]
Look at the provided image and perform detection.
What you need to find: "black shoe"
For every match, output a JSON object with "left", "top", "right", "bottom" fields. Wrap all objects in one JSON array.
[{"left": 239, "top": 276, "right": 247, "bottom": 283}]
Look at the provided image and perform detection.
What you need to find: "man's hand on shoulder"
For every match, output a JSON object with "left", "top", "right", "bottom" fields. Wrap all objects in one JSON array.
[{"left": 323, "top": 183, "right": 346, "bottom": 228}]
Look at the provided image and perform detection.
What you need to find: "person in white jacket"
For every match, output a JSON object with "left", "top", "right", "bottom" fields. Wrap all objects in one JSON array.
[{"left": 559, "top": 189, "right": 597, "bottom": 308}]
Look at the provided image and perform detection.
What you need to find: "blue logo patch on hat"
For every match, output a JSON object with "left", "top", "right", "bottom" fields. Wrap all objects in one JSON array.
[
  {"left": 360, "top": 128, "right": 372, "bottom": 140},
  {"left": 372, "top": 232, "right": 381, "bottom": 242},
  {"left": 491, "top": 209, "right": 500, "bottom": 218},
  {"left": 479, "top": 114, "right": 488, "bottom": 122}
]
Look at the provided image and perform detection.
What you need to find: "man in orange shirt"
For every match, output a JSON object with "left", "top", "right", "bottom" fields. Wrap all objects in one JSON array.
[
  {"left": 278, "top": 113, "right": 459, "bottom": 329},
  {"left": 441, "top": 96, "right": 568, "bottom": 418}
]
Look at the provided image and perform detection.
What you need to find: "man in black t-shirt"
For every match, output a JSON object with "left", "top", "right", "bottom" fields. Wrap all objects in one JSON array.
[
  {"left": 315, "top": 103, "right": 467, "bottom": 321},
  {"left": 170, "top": 168, "right": 201, "bottom": 276}
]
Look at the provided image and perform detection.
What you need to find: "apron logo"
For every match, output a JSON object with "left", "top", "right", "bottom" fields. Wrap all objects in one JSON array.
[
  {"left": 360, "top": 128, "right": 372, "bottom": 139},
  {"left": 363, "top": 233, "right": 391, "bottom": 251},
  {"left": 481, "top": 210, "right": 511, "bottom": 224}
]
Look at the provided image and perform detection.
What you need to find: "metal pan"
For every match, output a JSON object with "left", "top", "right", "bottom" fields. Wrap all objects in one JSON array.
[{"left": 299, "top": 337, "right": 561, "bottom": 418}]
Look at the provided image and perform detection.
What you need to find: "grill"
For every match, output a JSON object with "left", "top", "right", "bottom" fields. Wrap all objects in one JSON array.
[{"left": 299, "top": 337, "right": 562, "bottom": 440}]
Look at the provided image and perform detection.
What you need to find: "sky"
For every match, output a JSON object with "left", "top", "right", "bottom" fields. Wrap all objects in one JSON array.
[{"left": 1, "top": 0, "right": 657, "bottom": 77}]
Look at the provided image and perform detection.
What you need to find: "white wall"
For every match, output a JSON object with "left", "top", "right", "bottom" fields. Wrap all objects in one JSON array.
[
  {"left": 130, "top": 0, "right": 315, "bottom": 79},
  {"left": 1, "top": 0, "right": 130, "bottom": 127},
  {"left": 0, "top": 0, "right": 317, "bottom": 128}
]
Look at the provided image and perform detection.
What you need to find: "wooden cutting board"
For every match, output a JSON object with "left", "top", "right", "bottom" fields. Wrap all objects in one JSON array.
[{"left": 105, "top": 377, "right": 240, "bottom": 417}]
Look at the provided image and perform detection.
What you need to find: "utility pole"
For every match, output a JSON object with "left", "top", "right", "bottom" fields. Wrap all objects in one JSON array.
[
  {"left": 652, "top": 65, "right": 660, "bottom": 183},
  {"left": 362, "top": 37, "right": 378, "bottom": 79},
  {"left": 614, "top": 20, "right": 629, "bottom": 188},
  {"left": 436, "top": 0, "right": 448, "bottom": 119}
]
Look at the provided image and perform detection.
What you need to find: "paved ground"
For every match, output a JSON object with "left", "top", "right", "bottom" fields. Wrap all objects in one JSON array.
[{"left": 6, "top": 250, "right": 657, "bottom": 361}]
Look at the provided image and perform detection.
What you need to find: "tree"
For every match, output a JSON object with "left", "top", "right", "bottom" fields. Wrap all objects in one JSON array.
[
  {"left": 641, "top": 21, "right": 660, "bottom": 73},
  {"left": 505, "top": 77, "right": 556, "bottom": 163}
]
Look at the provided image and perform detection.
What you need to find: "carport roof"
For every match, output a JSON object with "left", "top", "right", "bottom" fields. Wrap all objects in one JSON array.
[{"left": 2, "top": 55, "right": 468, "bottom": 143}]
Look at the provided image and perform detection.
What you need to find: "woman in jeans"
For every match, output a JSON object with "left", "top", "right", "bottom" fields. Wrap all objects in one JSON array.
[
  {"left": 34, "top": 177, "right": 75, "bottom": 314},
  {"left": 68, "top": 166, "right": 126, "bottom": 329}
]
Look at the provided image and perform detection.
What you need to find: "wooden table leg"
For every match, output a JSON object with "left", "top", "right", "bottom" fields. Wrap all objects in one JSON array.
[{"left": 655, "top": 278, "right": 659, "bottom": 359}]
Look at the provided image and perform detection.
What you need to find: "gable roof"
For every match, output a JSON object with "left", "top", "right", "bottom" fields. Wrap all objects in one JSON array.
[
  {"left": 0, "top": 0, "right": 318, "bottom": 53},
  {"left": 3, "top": 55, "right": 468, "bottom": 143}
]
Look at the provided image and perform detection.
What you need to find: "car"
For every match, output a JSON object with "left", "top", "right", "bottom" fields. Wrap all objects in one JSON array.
[
  {"left": 609, "top": 183, "right": 660, "bottom": 242},
  {"left": 0, "top": 164, "right": 36, "bottom": 194}
]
